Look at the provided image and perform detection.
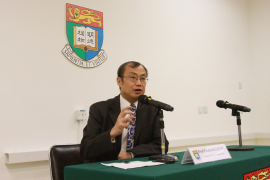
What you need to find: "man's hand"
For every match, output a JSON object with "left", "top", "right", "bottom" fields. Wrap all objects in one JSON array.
[
  {"left": 110, "top": 106, "right": 134, "bottom": 140},
  {"left": 118, "top": 150, "right": 132, "bottom": 160}
]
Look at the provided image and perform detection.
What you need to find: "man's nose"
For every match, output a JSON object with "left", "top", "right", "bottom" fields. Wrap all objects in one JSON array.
[{"left": 135, "top": 78, "right": 142, "bottom": 85}]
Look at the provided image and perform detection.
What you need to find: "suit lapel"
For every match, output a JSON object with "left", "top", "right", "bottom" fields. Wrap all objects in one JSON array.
[
  {"left": 109, "top": 95, "right": 121, "bottom": 125},
  {"left": 134, "top": 102, "right": 147, "bottom": 144},
  {"left": 109, "top": 95, "right": 122, "bottom": 149}
]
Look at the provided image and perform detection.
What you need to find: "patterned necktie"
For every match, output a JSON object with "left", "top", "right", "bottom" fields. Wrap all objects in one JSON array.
[{"left": 126, "top": 104, "right": 136, "bottom": 151}]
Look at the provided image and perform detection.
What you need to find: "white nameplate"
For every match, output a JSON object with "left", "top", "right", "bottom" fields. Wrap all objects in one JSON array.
[{"left": 181, "top": 144, "right": 231, "bottom": 165}]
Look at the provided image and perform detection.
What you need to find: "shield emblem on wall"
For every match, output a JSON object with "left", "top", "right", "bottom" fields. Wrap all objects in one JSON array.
[{"left": 66, "top": 3, "right": 103, "bottom": 60}]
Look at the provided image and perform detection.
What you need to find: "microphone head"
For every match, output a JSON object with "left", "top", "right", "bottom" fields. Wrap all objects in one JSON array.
[
  {"left": 216, "top": 100, "right": 225, "bottom": 108},
  {"left": 138, "top": 95, "right": 148, "bottom": 104},
  {"left": 167, "top": 105, "right": 174, "bottom": 111},
  {"left": 244, "top": 107, "right": 251, "bottom": 112}
]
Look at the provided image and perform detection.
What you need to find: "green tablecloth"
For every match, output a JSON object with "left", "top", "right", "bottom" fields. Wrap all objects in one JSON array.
[{"left": 64, "top": 146, "right": 270, "bottom": 180}]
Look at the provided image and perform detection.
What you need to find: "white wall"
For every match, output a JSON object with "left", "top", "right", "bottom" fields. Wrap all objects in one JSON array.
[
  {"left": 249, "top": 0, "right": 270, "bottom": 133},
  {"left": 0, "top": 0, "right": 269, "bottom": 179}
]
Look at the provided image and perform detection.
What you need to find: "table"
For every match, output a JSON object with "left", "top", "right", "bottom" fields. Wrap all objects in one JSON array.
[{"left": 64, "top": 146, "right": 270, "bottom": 180}]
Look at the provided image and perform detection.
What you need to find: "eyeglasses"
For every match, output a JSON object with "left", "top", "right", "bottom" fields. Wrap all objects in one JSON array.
[{"left": 121, "top": 76, "right": 149, "bottom": 83}]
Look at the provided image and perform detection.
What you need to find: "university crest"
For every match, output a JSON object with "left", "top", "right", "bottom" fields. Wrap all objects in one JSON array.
[
  {"left": 192, "top": 150, "right": 200, "bottom": 160},
  {"left": 244, "top": 167, "right": 270, "bottom": 180},
  {"left": 62, "top": 3, "right": 107, "bottom": 68}
]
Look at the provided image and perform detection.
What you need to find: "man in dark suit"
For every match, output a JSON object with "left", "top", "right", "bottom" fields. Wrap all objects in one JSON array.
[{"left": 80, "top": 61, "right": 169, "bottom": 163}]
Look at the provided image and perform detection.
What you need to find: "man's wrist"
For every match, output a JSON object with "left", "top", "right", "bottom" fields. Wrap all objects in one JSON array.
[
  {"left": 129, "top": 152, "right": 134, "bottom": 158},
  {"left": 110, "top": 129, "right": 116, "bottom": 141}
]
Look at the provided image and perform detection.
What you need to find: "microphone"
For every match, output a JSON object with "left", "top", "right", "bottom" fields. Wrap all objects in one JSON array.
[
  {"left": 138, "top": 95, "right": 174, "bottom": 111},
  {"left": 216, "top": 100, "right": 251, "bottom": 112}
]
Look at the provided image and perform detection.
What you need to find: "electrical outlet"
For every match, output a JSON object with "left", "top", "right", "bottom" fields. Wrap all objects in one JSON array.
[
  {"left": 76, "top": 110, "right": 88, "bottom": 121},
  {"left": 239, "top": 82, "right": 242, "bottom": 89},
  {"left": 198, "top": 106, "right": 203, "bottom": 114},
  {"left": 203, "top": 106, "right": 208, "bottom": 114}
]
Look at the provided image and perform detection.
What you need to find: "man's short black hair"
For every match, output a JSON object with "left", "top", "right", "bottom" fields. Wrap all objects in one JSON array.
[{"left": 117, "top": 61, "right": 148, "bottom": 78}]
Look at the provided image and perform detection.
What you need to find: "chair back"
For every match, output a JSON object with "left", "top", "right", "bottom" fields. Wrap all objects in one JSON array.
[{"left": 49, "top": 144, "right": 84, "bottom": 180}]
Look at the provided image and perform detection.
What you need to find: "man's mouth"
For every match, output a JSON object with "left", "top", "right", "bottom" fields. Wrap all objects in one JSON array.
[{"left": 134, "top": 89, "right": 142, "bottom": 93}]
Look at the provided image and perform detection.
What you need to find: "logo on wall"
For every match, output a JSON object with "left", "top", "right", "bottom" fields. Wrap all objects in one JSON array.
[
  {"left": 62, "top": 3, "right": 107, "bottom": 68},
  {"left": 192, "top": 150, "right": 200, "bottom": 159},
  {"left": 244, "top": 167, "right": 270, "bottom": 180}
]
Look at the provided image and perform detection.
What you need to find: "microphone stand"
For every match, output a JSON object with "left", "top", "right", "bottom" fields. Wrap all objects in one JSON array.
[
  {"left": 228, "top": 109, "right": 254, "bottom": 151},
  {"left": 149, "top": 109, "right": 174, "bottom": 161}
]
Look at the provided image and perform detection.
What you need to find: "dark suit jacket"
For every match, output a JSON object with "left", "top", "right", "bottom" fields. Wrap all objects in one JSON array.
[{"left": 80, "top": 95, "right": 169, "bottom": 163}]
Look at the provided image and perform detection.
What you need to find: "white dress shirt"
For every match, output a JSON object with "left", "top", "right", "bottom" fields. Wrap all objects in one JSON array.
[
  {"left": 120, "top": 94, "right": 138, "bottom": 153},
  {"left": 110, "top": 95, "right": 138, "bottom": 158}
]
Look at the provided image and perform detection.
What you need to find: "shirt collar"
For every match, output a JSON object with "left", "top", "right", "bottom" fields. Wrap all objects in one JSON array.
[{"left": 120, "top": 94, "right": 138, "bottom": 110}]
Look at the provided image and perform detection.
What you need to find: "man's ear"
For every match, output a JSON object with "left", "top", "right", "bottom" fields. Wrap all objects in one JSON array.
[{"left": 116, "top": 77, "right": 122, "bottom": 87}]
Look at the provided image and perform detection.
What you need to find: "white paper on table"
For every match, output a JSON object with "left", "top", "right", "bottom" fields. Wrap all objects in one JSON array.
[{"left": 101, "top": 161, "right": 164, "bottom": 169}]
